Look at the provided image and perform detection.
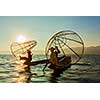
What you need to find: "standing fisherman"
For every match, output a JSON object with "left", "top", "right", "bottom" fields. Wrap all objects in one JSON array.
[
  {"left": 46, "top": 46, "right": 60, "bottom": 69},
  {"left": 49, "top": 46, "right": 60, "bottom": 66}
]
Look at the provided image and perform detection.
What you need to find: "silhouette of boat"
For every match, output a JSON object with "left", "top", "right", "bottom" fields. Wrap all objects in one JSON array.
[{"left": 30, "top": 56, "right": 71, "bottom": 76}]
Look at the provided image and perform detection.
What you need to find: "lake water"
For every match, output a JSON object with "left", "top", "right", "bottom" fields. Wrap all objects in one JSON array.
[{"left": 0, "top": 54, "right": 100, "bottom": 83}]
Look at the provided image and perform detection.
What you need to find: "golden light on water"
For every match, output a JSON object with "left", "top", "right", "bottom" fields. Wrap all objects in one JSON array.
[{"left": 16, "top": 35, "right": 26, "bottom": 43}]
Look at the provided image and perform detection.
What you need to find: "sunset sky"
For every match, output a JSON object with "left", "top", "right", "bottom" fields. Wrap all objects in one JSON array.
[{"left": 0, "top": 16, "right": 100, "bottom": 53}]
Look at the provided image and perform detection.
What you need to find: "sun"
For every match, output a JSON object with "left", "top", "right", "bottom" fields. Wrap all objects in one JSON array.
[{"left": 16, "top": 35, "right": 26, "bottom": 43}]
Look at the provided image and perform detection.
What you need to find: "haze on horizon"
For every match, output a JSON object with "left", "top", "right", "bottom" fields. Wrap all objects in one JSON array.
[{"left": 0, "top": 16, "right": 100, "bottom": 54}]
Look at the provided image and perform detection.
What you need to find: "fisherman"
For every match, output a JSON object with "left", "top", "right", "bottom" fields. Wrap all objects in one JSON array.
[
  {"left": 49, "top": 47, "right": 58, "bottom": 65},
  {"left": 19, "top": 49, "right": 32, "bottom": 65},
  {"left": 43, "top": 46, "right": 60, "bottom": 72},
  {"left": 27, "top": 49, "right": 32, "bottom": 62},
  {"left": 48, "top": 46, "right": 61, "bottom": 69}
]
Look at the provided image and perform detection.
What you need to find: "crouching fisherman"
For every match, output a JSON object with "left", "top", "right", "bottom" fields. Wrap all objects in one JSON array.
[{"left": 19, "top": 49, "right": 32, "bottom": 65}]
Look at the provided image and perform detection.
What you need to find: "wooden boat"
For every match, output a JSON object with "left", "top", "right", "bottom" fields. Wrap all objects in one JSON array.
[
  {"left": 49, "top": 56, "right": 71, "bottom": 76},
  {"left": 30, "top": 56, "right": 71, "bottom": 76}
]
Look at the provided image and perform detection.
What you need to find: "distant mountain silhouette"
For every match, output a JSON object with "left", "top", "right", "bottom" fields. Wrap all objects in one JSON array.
[
  {"left": 34, "top": 46, "right": 100, "bottom": 55},
  {"left": 63, "top": 46, "right": 100, "bottom": 55},
  {"left": 84, "top": 46, "right": 100, "bottom": 55}
]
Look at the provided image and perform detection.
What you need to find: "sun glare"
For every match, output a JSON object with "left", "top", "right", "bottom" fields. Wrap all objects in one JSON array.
[{"left": 16, "top": 35, "right": 26, "bottom": 43}]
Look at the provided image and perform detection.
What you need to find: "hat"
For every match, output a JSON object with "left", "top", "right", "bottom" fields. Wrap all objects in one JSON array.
[
  {"left": 27, "top": 49, "right": 31, "bottom": 53},
  {"left": 49, "top": 47, "right": 55, "bottom": 51}
]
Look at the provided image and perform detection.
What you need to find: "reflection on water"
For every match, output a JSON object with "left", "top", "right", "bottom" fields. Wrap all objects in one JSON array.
[
  {"left": 1, "top": 54, "right": 100, "bottom": 83},
  {"left": 12, "top": 64, "right": 32, "bottom": 83},
  {"left": 49, "top": 75, "right": 58, "bottom": 83}
]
